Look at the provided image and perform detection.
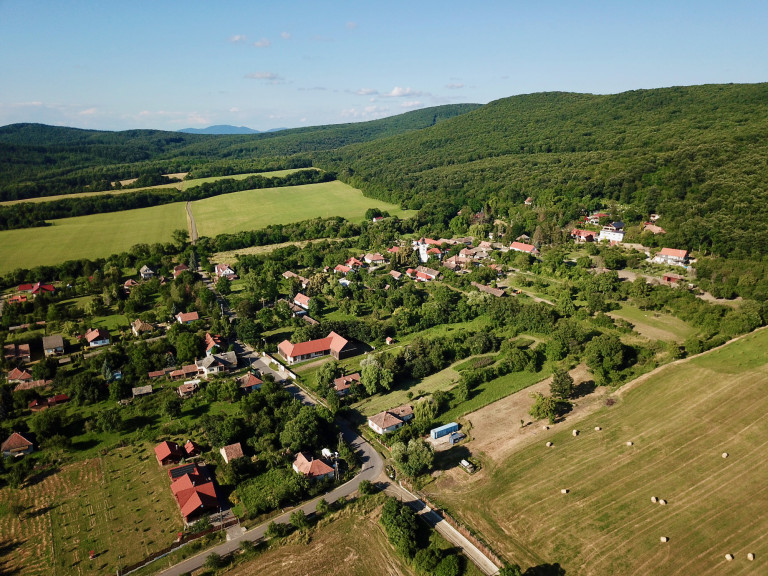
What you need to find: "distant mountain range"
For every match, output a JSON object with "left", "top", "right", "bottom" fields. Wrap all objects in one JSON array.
[{"left": 178, "top": 125, "right": 286, "bottom": 135}]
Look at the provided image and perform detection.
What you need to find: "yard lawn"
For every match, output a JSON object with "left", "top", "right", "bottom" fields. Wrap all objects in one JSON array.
[
  {"left": 0, "top": 203, "right": 186, "bottom": 274},
  {"left": 609, "top": 303, "right": 695, "bottom": 342},
  {"left": 191, "top": 180, "right": 415, "bottom": 238},
  {"left": 425, "top": 328, "right": 768, "bottom": 575},
  {"left": 0, "top": 445, "right": 183, "bottom": 576}
]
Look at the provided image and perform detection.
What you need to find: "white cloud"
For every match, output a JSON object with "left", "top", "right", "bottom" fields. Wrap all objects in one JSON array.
[
  {"left": 340, "top": 105, "right": 391, "bottom": 119},
  {"left": 346, "top": 21, "right": 358, "bottom": 29},
  {"left": 355, "top": 88, "right": 378, "bottom": 96},
  {"left": 229, "top": 35, "right": 247, "bottom": 43},
  {"left": 78, "top": 107, "right": 98, "bottom": 116},
  {"left": 253, "top": 38, "right": 271, "bottom": 48},
  {"left": 246, "top": 72, "right": 284, "bottom": 83},
  {"left": 401, "top": 101, "right": 423, "bottom": 109},
  {"left": 229, "top": 107, "right": 240, "bottom": 113},
  {"left": 445, "top": 83, "right": 464, "bottom": 89},
  {"left": 384, "top": 86, "right": 422, "bottom": 98},
  {"left": 281, "top": 32, "right": 291, "bottom": 39},
  {"left": 300, "top": 117, "right": 307, "bottom": 122}
]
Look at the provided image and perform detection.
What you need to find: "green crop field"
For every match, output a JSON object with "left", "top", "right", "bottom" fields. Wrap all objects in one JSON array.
[
  {"left": 0, "top": 203, "right": 185, "bottom": 274},
  {"left": 190, "top": 180, "right": 415, "bottom": 238},
  {"left": 426, "top": 328, "right": 768, "bottom": 575},
  {"left": 0, "top": 444, "right": 183, "bottom": 576}
]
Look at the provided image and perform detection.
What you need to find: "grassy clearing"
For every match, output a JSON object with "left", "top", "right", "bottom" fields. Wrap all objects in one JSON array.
[
  {"left": 354, "top": 364, "right": 462, "bottom": 417},
  {"left": 426, "top": 328, "right": 768, "bottom": 575},
  {"left": 0, "top": 203, "right": 186, "bottom": 274},
  {"left": 0, "top": 170, "right": 305, "bottom": 206},
  {"left": 213, "top": 237, "right": 347, "bottom": 266},
  {"left": 609, "top": 303, "right": 695, "bottom": 342},
  {"left": 0, "top": 445, "right": 183, "bottom": 576},
  {"left": 191, "top": 180, "right": 415, "bottom": 238}
]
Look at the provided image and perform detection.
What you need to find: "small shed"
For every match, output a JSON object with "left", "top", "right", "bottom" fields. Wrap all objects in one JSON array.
[{"left": 430, "top": 422, "right": 459, "bottom": 440}]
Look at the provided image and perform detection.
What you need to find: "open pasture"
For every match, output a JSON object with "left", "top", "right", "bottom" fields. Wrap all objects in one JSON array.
[
  {"left": 609, "top": 303, "right": 695, "bottom": 342},
  {"left": 0, "top": 203, "right": 185, "bottom": 274},
  {"left": 426, "top": 328, "right": 768, "bottom": 575},
  {"left": 190, "top": 180, "right": 414, "bottom": 238}
]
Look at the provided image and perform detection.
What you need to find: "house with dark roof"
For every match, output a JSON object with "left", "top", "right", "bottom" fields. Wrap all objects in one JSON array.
[
  {"left": 1, "top": 433, "right": 34, "bottom": 457},
  {"left": 196, "top": 351, "right": 237, "bottom": 378},
  {"left": 471, "top": 282, "right": 506, "bottom": 298},
  {"left": 292, "top": 452, "right": 335, "bottom": 480},
  {"left": 4, "top": 343, "right": 31, "bottom": 363},
  {"left": 277, "top": 332, "right": 352, "bottom": 365},
  {"left": 42, "top": 334, "right": 65, "bottom": 357}
]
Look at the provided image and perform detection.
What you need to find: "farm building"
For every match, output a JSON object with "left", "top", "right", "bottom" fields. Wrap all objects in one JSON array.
[
  {"left": 431, "top": 422, "right": 459, "bottom": 440},
  {"left": 277, "top": 331, "right": 353, "bottom": 365},
  {"left": 510, "top": 241, "right": 539, "bottom": 255},
  {"left": 132, "top": 385, "right": 153, "bottom": 398}
]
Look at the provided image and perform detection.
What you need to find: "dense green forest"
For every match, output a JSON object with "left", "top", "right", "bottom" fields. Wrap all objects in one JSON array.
[{"left": 0, "top": 104, "right": 479, "bottom": 201}]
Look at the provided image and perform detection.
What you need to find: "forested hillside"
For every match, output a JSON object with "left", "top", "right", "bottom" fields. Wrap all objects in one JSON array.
[
  {"left": 0, "top": 104, "right": 479, "bottom": 201},
  {"left": 315, "top": 83, "right": 768, "bottom": 258}
]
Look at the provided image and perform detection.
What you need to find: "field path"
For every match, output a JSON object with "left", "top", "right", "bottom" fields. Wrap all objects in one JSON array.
[{"left": 185, "top": 201, "right": 198, "bottom": 244}]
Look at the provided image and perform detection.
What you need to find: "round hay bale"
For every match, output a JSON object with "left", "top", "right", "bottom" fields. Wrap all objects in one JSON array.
[
  {"left": 561, "top": 489, "right": 569, "bottom": 494},
  {"left": 595, "top": 426, "right": 602, "bottom": 431},
  {"left": 659, "top": 499, "right": 667, "bottom": 505},
  {"left": 722, "top": 452, "right": 729, "bottom": 459},
  {"left": 572, "top": 429, "right": 579, "bottom": 437},
  {"left": 747, "top": 553, "right": 755, "bottom": 561},
  {"left": 725, "top": 554, "right": 734, "bottom": 561},
  {"left": 543, "top": 425, "right": 549, "bottom": 430},
  {"left": 546, "top": 442, "right": 553, "bottom": 447},
  {"left": 626, "top": 441, "right": 634, "bottom": 446},
  {"left": 651, "top": 496, "right": 658, "bottom": 503},
  {"left": 660, "top": 536, "right": 668, "bottom": 543}
]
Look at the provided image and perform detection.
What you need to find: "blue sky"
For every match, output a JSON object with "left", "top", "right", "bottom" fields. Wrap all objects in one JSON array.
[{"left": 1, "top": 0, "right": 766, "bottom": 131}]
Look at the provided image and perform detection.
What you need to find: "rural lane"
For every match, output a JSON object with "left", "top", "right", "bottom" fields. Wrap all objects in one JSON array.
[{"left": 186, "top": 201, "right": 198, "bottom": 244}]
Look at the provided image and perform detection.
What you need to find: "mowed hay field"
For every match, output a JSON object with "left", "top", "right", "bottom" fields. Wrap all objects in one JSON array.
[
  {"left": 0, "top": 203, "right": 185, "bottom": 274},
  {"left": 0, "top": 444, "right": 183, "bottom": 576},
  {"left": 190, "top": 180, "right": 414, "bottom": 238},
  {"left": 426, "top": 328, "right": 768, "bottom": 575}
]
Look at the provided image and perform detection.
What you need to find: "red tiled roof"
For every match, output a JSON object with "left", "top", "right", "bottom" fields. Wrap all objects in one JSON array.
[
  {"left": 278, "top": 331, "right": 348, "bottom": 359},
  {"left": 387, "top": 246, "right": 400, "bottom": 253},
  {"left": 13, "top": 379, "right": 52, "bottom": 392},
  {"left": 8, "top": 367, "right": 32, "bottom": 381},
  {"left": 239, "top": 373, "right": 263, "bottom": 389},
  {"left": 346, "top": 257, "right": 364, "bottom": 268},
  {"left": 294, "top": 293, "right": 310, "bottom": 308},
  {"left": 510, "top": 241, "right": 537, "bottom": 253},
  {"left": 334, "top": 264, "right": 351, "bottom": 274},
  {"left": 658, "top": 247, "right": 688, "bottom": 259},
  {"left": 368, "top": 411, "right": 404, "bottom": 430},
  {"left": 176, "top": 311, "right": 199, "bottom": 323},
  {"left": 293, "top": 452, "right": 335, "bottom": 478},
  {"left": 220, "top": 443, "right": 244, "bottom": 462},
  {"left": 155, "top": 441, "right": 183, "bottom": 464},
  {"left": 333, "top": 372, "right": 360, "bottom": 392},
  {"left": 85, "top": 328, "right": 110, "bottom": 343},
  {"left": 205, "top": 333, "right": 222, "bottom": 352},
  {"left": 1, "top": 432, "right": 33, "bottom": 452},
  {"left": 184, "top": 440, "right": 201, "bottom": 455}
]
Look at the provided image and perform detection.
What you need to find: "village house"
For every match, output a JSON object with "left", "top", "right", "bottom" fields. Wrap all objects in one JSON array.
[
  {"left": 278, "top": 298, "right": 307, "bottom": 318},
  {"left": 214, "top": 263, "right": 237, "bottom": 280},
  {"left": 169, "top": 364, "right": 199, "bottom": 380},
  {"left": 42, "top": 334, "right": 65, "bottom": 356},
  {"left": 131, "top": 318, "right": 154, "bottom": 337},
  {"left": 282, "top": 271, "right": 309, "bottom": 288},
  {"left": 334, "top": 264, "right": 353, "bottom": 276},
  {"left": 4, "top": 343, "right": 31, "bottom": 363},
  {"left": 333, "top": 372, "right": 361, "bottom": 396},
  {"left": 292, "top": 452, "right": 335, "bottom": 481},
  {"left": 204, "top": 333, "right": 223, "bottom": 356},
  {"left": 389, "top": 270, "right": 402, "bottom": 281},
  {"left": 169, "top": 464, "right": 219, "bottom": 523},
  {"left": 139, "top": 265, "right": 155, "bottom": 280},
  {"left": 570, "top": 229, "right": 595, "bottom": 243},
  {"left": 239, "top": 372, "right": 263, "bottom": 393},
  {"left": 84, "top": 328, "right": 110, "bottom": 348},
  {"left": 471, "top": 282, "right": 506, "bottom": 297},
  {"left": 18, "top": 282, "right": 55, "bottom": 297},
  {"left": 345, "top": 257, "right": 365, "bottom": 269},
  {"left": 196, "top": 351, "right": 238, "bottom": 378},
  {"left": 587, "top": 212, "right": 611, "bottom": 225},
  {"left": 184, "top": 440, "right": 201, "bottom": 458},
  {"left": 1, "top": 432, "right": 34, "bottom": 457},
  {"left": 642, "top": 222, "right": 666, "bottom": 235},
  {"left": 132, "top": 384, "right": 153, "bottom": 398},
  {"left": 368, "top": 404, "right": 414, "bottom": 435},
  {"left": 364, "top": 253, "right": 387, "bottom": 265},
  {"left": 220, "top": 443, "right": 244, "bottom": 464},
  {"left": 123, "top": 278, "right": 139, "bottom": 294},
  {"left": 13, "top": 379, "right": 52, "bottom": 393},
  {"left": 277, "top": 331, "right": 352, "bottom": 365},
  {"left": 509, "top": 241, "right": 539, "bottom": 255},
  {"left": 653, "top": 247, "right": 689, "bottom": 267},
  {"left": 29, "top": 393, "right": 69, "bottom": 412},
  {"left": 7, "top": 367, "right": 32, "bottom": 384},
  {"left": 176, "top": 311, "right": 199, "bottom": 324},
  {"left": 294, "top": 293, "right": 311, "bottom": 310},
  {"left": 177, "top": 380, "right": 200, "bottom": 399},
  {"left": 173, "top": 264, "right": 190, "bottom": 278},
  {"left": 524, "top": 196, "right": 533, "bottom": 206},
  {"left": 598, "top": 227, "right": 625, "bottom": 243},
  {"left": 155, "top": 441, "right": 185, "bottom": 466}
]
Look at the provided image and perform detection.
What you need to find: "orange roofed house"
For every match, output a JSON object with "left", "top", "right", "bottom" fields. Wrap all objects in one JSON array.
[
  {"left": 168, "top": 464, "right": 219, "bottom": 523},
  {"left": 368, "top": 404, "right": 414, "bottom": 435},
  {"left": 277, "top": 331, "right": 353, "bottom": 365},
  {"left": 292, "top": 452, "right": 335, "bottom": 481}
]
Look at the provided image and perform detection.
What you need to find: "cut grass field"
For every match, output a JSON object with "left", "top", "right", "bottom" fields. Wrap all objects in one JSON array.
[
  {"left": 0, "top": 203, "right": 186, "bottom": 274},
  {"left": 191, "top": 180, "right": 415, "bottom": 238},
  {"left": 426, "top": 328, "right": 768, "bottom": 575},
  {"left": 0, "top": 444, "right": 183, "bottom": 576},
  {"left": 0, "top": 169, "right": 306, "bottom": 206},
  {"left": 609, "top": 303, "right": 695, "bottom": 342}
]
